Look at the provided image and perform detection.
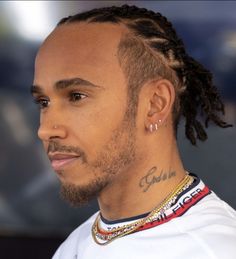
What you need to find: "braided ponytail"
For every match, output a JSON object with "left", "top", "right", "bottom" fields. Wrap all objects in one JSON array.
[{"left": 57, "top": 4, "right": 232, "bottom": 145}]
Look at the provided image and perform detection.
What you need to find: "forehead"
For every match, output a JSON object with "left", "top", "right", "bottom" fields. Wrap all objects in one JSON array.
[{"left": 34, "top": 22, "right": 128, "bottom": 87}]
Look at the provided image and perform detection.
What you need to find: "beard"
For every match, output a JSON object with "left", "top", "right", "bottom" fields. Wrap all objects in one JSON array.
[
  {"left": 59, "top": 107, "right": 137, "bottom": 207},
  {"left": 60, "top": 176, "right": 108, "bottom": 206}
]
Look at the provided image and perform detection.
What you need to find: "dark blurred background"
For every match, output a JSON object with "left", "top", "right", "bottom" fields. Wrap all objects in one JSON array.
[{"left": 0, "top": 1, "right": 235, "bottom": 258}]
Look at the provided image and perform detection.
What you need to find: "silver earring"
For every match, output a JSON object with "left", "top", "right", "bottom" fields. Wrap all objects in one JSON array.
[
  {"left": 154, "top": 123, "right": 158, "bottom": 130},
  {"left": 158, "top": 119, "right": 162, "bottom": 124},
  {"left": 53, "top": 125, "right": 58, "bottom": 129},
  {"left": 149, "top": 124, "right": 153, "bottom": 132}
]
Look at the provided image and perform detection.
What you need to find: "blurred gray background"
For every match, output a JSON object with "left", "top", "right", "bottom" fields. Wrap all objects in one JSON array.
[{"left": 0, "top": 1, "right": 235, "bottom": 258}]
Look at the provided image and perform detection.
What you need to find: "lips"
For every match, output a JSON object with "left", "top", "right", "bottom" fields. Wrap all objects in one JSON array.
[{"left": 48, "top": 153, "right": 80, "bottom": 170}]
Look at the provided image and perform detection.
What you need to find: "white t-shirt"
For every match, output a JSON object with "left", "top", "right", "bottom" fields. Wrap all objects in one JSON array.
[{"left": 52, "top": 176, "right": 236, "bottom": 259}]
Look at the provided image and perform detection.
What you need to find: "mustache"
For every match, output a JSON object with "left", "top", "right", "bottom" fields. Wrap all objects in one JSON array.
[{"left": 47, "top": 141, "right": 87, "bottom": 162}]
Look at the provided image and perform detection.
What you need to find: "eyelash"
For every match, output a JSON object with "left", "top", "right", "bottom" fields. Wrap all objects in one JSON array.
[
  {"left": 69, "top": 92, "right": 87, "bottom": 102},
  {"left": 33, "top": 92, "right": 87, "bottom": 110},
  {"left": 34, "top": 97, "right": 49, "bottom": 110}
]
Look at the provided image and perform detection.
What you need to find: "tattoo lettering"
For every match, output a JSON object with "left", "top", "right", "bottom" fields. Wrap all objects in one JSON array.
[{"left": 139, "top": 167, "right": 176, "bottom": 192}]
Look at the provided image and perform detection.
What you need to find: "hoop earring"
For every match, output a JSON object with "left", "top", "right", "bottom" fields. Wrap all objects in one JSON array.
[{"left": 149, "top": 124, "right": 153, "bottom": 132}]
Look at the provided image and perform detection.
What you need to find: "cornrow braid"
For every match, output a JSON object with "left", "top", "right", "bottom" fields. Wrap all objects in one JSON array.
[{"left": 57, "top": 4, "right": 232, "bottom": 145}]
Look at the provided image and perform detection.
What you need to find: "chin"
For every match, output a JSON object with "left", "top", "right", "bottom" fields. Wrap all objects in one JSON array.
[{"left": 59, "top": 175, "right": 109, "bottom": 207}]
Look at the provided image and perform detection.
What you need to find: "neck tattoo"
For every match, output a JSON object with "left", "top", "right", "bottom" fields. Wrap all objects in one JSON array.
[{"left": 139, "top": 167, "right": 176, "bottom": 192}]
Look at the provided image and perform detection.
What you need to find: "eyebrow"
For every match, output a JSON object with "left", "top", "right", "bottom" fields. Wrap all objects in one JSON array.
[{"left": 30, "top": 77, "right": 102, "bottom": 95}]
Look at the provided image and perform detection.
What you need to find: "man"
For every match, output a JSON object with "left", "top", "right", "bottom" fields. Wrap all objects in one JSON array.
[{"left": 31, "top": 5, "right": 236, "bottom": 259}]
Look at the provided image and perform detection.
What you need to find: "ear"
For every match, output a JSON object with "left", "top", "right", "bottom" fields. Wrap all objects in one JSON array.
[{"left": 145, "top": 79, "right": 175, "bottom": 131}]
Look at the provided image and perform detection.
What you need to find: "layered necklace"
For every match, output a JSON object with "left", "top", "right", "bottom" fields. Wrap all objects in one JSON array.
[{"left": 92, "top": 173, "right": 194, "bottom": 245}]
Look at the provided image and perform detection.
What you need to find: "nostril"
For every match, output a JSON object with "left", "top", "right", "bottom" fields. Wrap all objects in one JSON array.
[{"left": 38, "top": 123, "right": 67, "bottom": 141}]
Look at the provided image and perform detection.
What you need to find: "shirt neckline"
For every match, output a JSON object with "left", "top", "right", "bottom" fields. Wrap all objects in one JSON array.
[{"left": 99, "top": 173, "right": 205, "bottom": 229}]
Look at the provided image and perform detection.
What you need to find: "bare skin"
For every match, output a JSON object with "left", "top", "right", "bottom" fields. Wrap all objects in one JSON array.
[{"left": 32, "top": 22, "right": 186, "bottom": 220}]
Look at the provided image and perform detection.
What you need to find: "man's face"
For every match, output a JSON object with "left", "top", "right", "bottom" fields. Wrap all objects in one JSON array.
[{"left": 32, "top": 23, "right": 137, "bottom": 205}]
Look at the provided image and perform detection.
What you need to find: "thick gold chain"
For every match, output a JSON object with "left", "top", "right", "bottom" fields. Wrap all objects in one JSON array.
[{"left": 92, "top": 173, "right": 194, "bottom": 245}]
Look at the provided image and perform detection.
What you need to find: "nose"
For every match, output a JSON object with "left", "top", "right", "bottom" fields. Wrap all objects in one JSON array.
[{"left": 38, "top": 116, "right": 67, "bottom": 141}]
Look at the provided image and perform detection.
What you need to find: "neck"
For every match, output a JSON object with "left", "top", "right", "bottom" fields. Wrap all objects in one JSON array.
[{"left": 97, "top": 139, "right": 186, "bottom": 221}]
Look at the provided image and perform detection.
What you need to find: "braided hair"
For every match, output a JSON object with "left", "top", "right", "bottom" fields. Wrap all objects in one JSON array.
[{"left": 57, "top": 4, "right": 232, "bottom": 145}]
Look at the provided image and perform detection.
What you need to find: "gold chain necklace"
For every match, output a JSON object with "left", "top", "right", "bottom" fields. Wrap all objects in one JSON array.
[{"left": 92, "top": 174, "right": 194, "bottom": 245}]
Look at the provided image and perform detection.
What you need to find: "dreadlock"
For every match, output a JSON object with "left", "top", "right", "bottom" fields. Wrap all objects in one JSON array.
[{"left": 57, "top": 4, "right": 232, "bottom": 145}]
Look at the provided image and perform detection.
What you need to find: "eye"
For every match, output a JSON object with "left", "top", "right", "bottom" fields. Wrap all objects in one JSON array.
[
  {"left": 33, "top": 97, "right": 50, "bottom": 109},
  {"left": 69, "top": 92, "right": 87, "bottom": 102}
]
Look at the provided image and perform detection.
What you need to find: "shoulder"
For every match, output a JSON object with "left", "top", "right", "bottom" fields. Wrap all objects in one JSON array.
[
  {"left": 184, "top": 191, "right": 236, "bottom": 226},
  {"left": 52, "top": 211, "right": 98, "bottom": 259},
  {"left": 174, "top": 192, "right": 236, "bottom": 258}
]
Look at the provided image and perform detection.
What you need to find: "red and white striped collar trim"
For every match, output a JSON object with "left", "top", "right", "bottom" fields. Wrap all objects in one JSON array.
[{"left": 99, "top": 175, "right": 211, "bottom": 233}]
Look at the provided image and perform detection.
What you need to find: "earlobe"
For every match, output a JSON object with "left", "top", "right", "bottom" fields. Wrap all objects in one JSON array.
[{"left": 148, "top": 119, "right": 163, "bottom": 133}]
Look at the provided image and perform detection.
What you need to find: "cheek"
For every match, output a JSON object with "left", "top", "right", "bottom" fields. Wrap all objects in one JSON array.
[{"left": 64, "top": 102, "right": 124, "bottom": 157}]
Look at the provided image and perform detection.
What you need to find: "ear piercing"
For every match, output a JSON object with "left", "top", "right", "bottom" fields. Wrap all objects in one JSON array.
[
  {"left": 149, "top": 119, "right": 163, "bottom": 133},
  {"left": 53, "top": 125, "right": 58, "bottom": 129},
  {"left": 150, "top": 124, "right": 154, "bottom": 132}
]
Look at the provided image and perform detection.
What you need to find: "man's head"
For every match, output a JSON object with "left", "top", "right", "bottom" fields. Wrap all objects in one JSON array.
[{"left": 32, "top": 5, "right": 230, "bottom": 206}]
